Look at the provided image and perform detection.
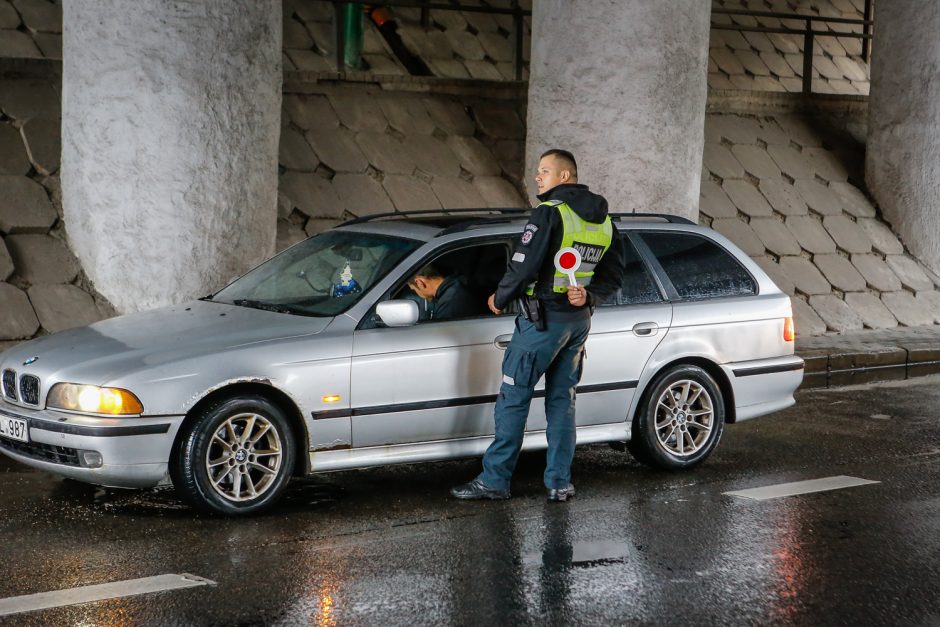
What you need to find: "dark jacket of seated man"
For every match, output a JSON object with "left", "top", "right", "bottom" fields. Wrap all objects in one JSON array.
[{"left": 408, "top": 263, "right": 487, "bottom": 321}]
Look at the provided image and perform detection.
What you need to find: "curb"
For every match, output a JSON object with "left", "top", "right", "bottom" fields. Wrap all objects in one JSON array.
[{"left": 797, "top": 343, "right": 940, "bottom": 389}]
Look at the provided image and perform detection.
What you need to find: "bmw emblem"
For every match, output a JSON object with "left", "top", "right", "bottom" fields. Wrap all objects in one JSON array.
[{"left": 23, "top": 356, "right": 38, "bottom": 366}]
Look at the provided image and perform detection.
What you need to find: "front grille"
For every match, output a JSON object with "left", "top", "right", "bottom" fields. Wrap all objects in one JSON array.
[
  {"left": 0, "top": 436, "right": 81, "bottom": 467},
  {"left": 19, "top": 375, "right": 39, "bottom": 406},
  {"left": 1, "top": 370, "right": 15, "bottom": 401}
]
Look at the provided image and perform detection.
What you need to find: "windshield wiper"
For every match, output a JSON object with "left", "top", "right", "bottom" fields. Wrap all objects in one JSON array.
[{"left": 232, "top": 299, "right": 294, "bottom": 314}]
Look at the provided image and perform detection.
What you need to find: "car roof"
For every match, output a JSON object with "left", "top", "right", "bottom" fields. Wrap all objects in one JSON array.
[{"left": 334, "top": 208, "right": 701, "bottom": 243}]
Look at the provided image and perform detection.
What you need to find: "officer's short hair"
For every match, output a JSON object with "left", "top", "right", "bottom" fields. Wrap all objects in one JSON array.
[{"left": 540, "top": 148, "right": 578, "bottom": 179}]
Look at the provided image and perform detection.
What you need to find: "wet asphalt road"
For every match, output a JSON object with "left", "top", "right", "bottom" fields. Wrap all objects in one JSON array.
[{"left": 2, "top": 377, "right": 940, "bottom": 626}]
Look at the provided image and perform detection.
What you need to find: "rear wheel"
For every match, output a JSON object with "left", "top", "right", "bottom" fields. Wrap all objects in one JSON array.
[
  {"left": 628, "top": 365, "right": 724, "bottom": 469},
  {"left": 172, "top": 396, "right": 296, "bottom": 515}
]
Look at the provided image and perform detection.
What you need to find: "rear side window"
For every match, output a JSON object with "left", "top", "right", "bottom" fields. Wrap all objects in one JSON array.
[
  {"left": 638, "top": 232, "right": 757, "bottom": 300},
  {"left": 602, "top": 235, "right": 662, "bottom": 306}
]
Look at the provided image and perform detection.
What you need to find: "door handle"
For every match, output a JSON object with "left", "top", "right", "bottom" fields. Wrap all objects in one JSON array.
[
  {"left": 632, "top": 322, "right": 659, "bottom": 337},
  {"left": 494, "top": 334, "right": 513, "bottom": 349}
]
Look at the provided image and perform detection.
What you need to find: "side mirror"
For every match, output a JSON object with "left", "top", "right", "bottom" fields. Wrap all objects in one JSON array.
[{"left": 376, "top": 300, "right": 420, "bottom": 327}]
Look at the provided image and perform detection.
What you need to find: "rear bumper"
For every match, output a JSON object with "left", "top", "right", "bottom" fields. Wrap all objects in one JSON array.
[
  {"left": 0, "top": 404, "right": 184, "bottom": 488},
  {"left": 723, "top": 355, "right": 804, "bottom": 423}
]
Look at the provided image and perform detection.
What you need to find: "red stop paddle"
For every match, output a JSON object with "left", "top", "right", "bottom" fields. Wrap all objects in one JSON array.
[{"left": 553, "top": 247, "right": 582, "bottom": 286}]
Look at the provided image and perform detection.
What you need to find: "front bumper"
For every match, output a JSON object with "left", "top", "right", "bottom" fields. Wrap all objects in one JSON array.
[{"left": 0, "top": 402, "right": 185, "bottom": 488}]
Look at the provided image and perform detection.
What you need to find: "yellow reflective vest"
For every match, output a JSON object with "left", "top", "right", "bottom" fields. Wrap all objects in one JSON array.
[{"left": 526, "top": 199, "right": 614, "bottom": 295}]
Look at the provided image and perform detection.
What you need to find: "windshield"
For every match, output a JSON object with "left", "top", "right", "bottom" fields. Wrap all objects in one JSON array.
[{"left": 212, "top": 230, "right": 422, "bottom": 317}]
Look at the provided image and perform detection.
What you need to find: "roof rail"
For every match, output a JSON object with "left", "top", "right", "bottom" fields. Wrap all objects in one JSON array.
[
  {"left": 610, "top": 212, "right": 696, "bottom": 225},
  {"left": 341, "top": 209, "right": 697, "bottom": 230},
  {"left": 340, "top": 208, "right": 529, "bottom": 226},
  {"left": 436, "top": 216, "right": 527, "bottom": 236}
]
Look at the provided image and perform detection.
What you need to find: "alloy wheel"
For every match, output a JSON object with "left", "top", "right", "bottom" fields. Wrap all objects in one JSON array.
[
  {"left": 653, "top": 379, "right": 714, "bottom": 457},
  {"left": 205, "top": 412, "right": 283, "bottom": 502}
]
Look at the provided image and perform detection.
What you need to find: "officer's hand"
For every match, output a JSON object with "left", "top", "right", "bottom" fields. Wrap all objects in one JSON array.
[
  {"left": 487, "top": 293, "right": 503, "bottom": 315},
  {"left": 567, "top": 285, "right": 587, "bottom": 307}
]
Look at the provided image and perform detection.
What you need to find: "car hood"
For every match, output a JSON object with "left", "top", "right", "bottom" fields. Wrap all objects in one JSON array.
[{"left": 1, "top": 300, "right": 333, "bottom": 386}]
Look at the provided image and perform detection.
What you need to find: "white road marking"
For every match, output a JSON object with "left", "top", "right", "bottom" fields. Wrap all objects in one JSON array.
[
  {"left": 723, "top": 475, "right": 879, "bottom": 501},
  {"left": 0, "top": 573, "right": 216, "bottom": 617}
]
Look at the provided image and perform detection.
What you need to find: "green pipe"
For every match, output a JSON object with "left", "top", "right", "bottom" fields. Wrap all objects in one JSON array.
[{"left": 341, "top": 3, "right": 363, "bottom": 70}]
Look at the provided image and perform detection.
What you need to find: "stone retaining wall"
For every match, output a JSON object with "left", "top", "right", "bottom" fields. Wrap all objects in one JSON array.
[
  {"left": 710, "top": 0, "right": 871, "bottom": 96},
  {"left": 282, "top": 0, "right": 531, "bottom": 81},
  {"left": 0, "top": 71, "right": 114, "bottom": 352},
  {"left": 0, "top": 0, "right": 60, "bottom": 60},
  {"left": 275, "top": 76, "right": 527, "bottom": 251},
  {"left": 701, "top": 108, "right": 940, "bottom": 335}
]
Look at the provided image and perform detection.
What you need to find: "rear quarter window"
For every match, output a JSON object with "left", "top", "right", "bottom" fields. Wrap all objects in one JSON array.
[{"left": 638, "top": 231, "right": 757, "bottom": 300}]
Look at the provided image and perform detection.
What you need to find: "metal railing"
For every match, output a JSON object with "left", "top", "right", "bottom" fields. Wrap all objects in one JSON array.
[
  {"left": 711, "top": 2, "right": 873, "bottom": 94},
  {"left": 314, "top": 1, "right": 531, "bottom": 80}
]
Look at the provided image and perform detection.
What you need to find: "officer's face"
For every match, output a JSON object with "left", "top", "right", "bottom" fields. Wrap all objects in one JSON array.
[{"left": 535, "top": 156, "right": 572, "bottom": 194}]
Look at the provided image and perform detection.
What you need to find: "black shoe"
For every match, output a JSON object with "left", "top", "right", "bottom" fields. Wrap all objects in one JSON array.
[
  {"left": 450, "top": 478, "right": 510, "bottom": 500},
  {"left": 547, "top": 484, "right": 576, "bottom": 502}
]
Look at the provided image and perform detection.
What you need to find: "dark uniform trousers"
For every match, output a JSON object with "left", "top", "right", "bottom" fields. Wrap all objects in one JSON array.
[{"left": 479, "top": 314, "right": 591, "bottom": 491}]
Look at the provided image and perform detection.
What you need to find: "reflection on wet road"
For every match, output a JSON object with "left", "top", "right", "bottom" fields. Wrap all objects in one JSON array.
[{"left": 2, "top": 376, "right": 940, "bottom": 624}]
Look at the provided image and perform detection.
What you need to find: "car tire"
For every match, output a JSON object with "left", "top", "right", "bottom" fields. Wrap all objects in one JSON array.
[
  {"left": 628, "top": 365, "right": 725, "bottom": 470},
  {"left": 172, "top": 396, "right": 296, "bottom": 515}
]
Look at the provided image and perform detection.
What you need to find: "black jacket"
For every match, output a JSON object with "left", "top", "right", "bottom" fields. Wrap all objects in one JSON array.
[
  {"left": 494, "top": 183, "right": 625, "bottom": 319},
  {"left": 432, "top": 275, "right": 486, "bottom": 320}
]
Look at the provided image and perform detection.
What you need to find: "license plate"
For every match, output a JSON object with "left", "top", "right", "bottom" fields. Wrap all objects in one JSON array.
[{"left": 0, "top": 415, "right": 28, "bottom": 443}]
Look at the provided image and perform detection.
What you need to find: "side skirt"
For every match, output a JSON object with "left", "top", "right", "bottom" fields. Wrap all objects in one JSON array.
[{"left": 308, "top": 422, "right": 632, "bottom": 473}]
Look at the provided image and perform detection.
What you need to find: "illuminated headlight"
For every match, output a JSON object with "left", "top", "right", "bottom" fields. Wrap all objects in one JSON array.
[{"left": 47, "top": 383, "right": 144, "bottom": 415}]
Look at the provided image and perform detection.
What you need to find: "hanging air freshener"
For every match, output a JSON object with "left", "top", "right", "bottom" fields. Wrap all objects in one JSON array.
[{"left": 331, "top": 260, "right": 362, "bottom": 297}]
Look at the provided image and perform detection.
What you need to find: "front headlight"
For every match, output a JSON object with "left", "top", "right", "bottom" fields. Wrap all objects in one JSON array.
[{"left": 47, "top": 383, "right": 144, "bottom": 415}]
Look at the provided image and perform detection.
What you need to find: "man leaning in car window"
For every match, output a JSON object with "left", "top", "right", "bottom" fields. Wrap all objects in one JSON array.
[{"left": 407, "top": 263, "right": 487, "bottom": 321}]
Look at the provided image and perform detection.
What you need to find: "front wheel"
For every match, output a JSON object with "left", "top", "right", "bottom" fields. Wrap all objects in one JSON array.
[
  {"left": 172, "top": 396, "right": 296, "bottom": 515},
  {"left": 628, "top": 365, "right": 724, "bottom": 470}
]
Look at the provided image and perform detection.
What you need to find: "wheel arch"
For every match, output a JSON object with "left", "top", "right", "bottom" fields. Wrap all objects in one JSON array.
[
  {"left": 632, "top": 356, "right": 736, "bottom": 426},
  {"left": 172, "top": 381, "right": 310, "bottom": 477}
]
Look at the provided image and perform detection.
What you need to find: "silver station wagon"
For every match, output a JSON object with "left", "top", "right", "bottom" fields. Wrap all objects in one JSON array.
[{"left": 0, "top": 210, "right": 803, "bottom": 515}]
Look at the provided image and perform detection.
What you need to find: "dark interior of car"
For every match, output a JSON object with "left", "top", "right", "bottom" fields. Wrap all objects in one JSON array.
[{"left": 382, "top": 241, "right": 511, "bottom": 324}]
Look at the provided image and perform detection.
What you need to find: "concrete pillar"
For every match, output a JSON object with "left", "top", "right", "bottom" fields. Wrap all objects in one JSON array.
[
  {"left": 866, "top": 4, "right": 940, "bottom": 275},
  {"left": 525, "top": 1, "right": 710, "bottom": 220},
  {"left": 62, "top": 2, "right": 282, "bottom": 313}
]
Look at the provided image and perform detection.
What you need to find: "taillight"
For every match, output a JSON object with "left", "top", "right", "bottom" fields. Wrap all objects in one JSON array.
[{"left": 783, "top": 317, "right": 795, "bottom": 342}]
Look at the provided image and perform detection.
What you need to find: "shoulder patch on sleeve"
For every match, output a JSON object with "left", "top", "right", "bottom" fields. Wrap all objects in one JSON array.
[{"left": 520, "top": 222, "right": 539, "bottom": 246}]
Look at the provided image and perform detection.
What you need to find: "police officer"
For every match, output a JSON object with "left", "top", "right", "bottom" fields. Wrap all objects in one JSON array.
[{"left": 451, "top": 148, "right": 625, "bottom": 502}]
